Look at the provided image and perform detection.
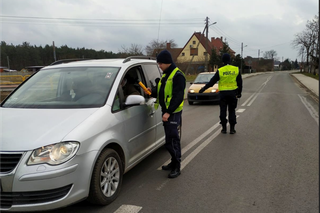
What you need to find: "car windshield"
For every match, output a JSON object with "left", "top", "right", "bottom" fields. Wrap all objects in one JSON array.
[
  {"left": 194, "top": 73, "right": 215, "bottom": 84},
  {"left": 1, "top": 67, "right": 119, "bottom": 108}
]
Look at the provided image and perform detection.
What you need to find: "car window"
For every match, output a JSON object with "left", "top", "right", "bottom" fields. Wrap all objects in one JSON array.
[
  {"left": 2, "top": 67, "right": 119, "bottom": 108},
  {"left": 112, "top": 91, "right": 121, "bottom": 111},
  {"left": 142, "top": 64, "right": 162, "bottom": 88},
  {"left": 112, "top": 65, "right": 148, "bottom": 112}
]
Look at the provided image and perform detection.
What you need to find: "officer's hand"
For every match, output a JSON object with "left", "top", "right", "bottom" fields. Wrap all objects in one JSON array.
[
  {"left": 236, "top": 94, "right": 242, "bottom": 98},
  {"left": 199, "top": 87, "right": 205, "bottom": 93},
  {"left": 162, "top": 113, "right": 170, "bottom": 122},
  {"left": 143, "top": 87, "right": 151, "bottom": 95}
]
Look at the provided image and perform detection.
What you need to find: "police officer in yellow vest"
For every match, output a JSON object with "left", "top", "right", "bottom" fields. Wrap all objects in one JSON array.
[
  {"left": 146, "top": 50, "right": 186, "bottom": 178},
  {"left": 199, "top": 53, "right": 243, "bottom": 134}
]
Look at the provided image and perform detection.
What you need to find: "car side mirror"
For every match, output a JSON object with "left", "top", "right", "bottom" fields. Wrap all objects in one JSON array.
[{"left": 125, "top": 95, "right": 145, "bottom": 106}]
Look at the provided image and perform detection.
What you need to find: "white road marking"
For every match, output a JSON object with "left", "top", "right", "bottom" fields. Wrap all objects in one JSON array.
[
  {"left": 242, "top": 75, "right": 272, "bottom": 107},
  {"left": 247, "top": 93, "right": 259, "bottom": 106},
  {"left": 114, "top": 205, "right": 142, "bottom": 213},
  {"left": 181, "top": 127, "right": 221, "bottom": 170},
  {"left": 156, "top": 126, "right": 223, "bottom": 191},
  {"left": 298, "top": 94, "right": 319, "bottom": 125},
  {"left": 157, "top": 121, "right": 221, "bottom": 170},
  {"left": 241, "top": 93, "right": 255, "bottom": 106},
  {"left": 156, "top": 179, "right": 170, "bottom": 191},
  {"left": 156, "top": 106, "right": 243, "bottom": 190},
  {"left": 237, "top": 108, "right": 246, "bottom": 113}
]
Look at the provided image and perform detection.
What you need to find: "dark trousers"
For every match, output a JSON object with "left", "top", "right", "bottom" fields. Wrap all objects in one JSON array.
[
  {"left": 219, "top": 91, "right": 238, "bottom": 125},
  {"left": 163, "top": 111, "right": 182, "bottom": 170}
]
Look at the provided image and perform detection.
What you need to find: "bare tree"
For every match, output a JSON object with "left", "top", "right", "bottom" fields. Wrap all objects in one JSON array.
[
  {"left": 145, "top": 39, "right": 177, "bottom": 56},
  {"left": 263, "top": 50, "right": 277, "bottom": 59},
  {"left": 119, "top": 44, "right": 144, "bottom": 56},
  {"left": 292, "top": 15, "right": 319, "bottom": 73}
]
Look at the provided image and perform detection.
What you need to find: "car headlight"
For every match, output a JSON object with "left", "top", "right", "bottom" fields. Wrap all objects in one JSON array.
[
  {"left": 189, "top": 89, "right": 195, "bottom": 93},
  {"left": 27, "top": 142, "right": 80, "bottom": 165},
  {"left": 211, "top": 89, "right": 216, "bottom": 93}
]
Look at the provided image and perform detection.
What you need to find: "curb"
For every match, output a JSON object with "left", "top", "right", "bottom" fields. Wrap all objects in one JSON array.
[{"left": 290, "top": 73, "right": 319, "bottom": 103}]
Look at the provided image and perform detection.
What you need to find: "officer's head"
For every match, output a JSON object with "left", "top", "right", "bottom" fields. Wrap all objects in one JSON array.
[
  {"left": 222, "top": 53, "right": 231, "bottom": 65},
  {"left": 156, "top": 50, "right": 173, "bottom": 71}
]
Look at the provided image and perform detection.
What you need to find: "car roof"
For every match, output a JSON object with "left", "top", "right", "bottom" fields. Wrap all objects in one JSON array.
[{"left": 41, "top": 57, "right": 157, "bottom": 70}]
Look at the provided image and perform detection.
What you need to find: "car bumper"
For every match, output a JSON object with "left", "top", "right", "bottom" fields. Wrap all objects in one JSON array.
[
  {"left": 0, "top": 150, "right": 98, "bottom": 212},
  {"left": 187, "top": 93, "right": 220, "bottom": 103}
]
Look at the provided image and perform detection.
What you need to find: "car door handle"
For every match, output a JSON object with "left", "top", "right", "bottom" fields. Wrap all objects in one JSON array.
[{"left": 149, "top": 111, "right": 155, "bottom": 116}]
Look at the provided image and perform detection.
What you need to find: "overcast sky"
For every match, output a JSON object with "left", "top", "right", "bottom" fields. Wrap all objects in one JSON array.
[{"left": 1, "top": 0, "right": 318, "bottom": 62}]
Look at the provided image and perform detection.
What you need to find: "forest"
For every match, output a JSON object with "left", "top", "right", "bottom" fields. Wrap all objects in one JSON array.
[{"left": 0, "top": 41, "right": 130, "bottom": 71}]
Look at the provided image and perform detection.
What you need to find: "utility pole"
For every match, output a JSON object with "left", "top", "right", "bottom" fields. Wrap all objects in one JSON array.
[
  {"left": 204, "top": 17, "right": 217, "bottom": 72},
  {"left": 205, "top": 17, "right": 209, "bottom": 72},
  {"left": 240, "top": 43, "right": 247, "bottom": 73},
  {"left": 53, "top": 41, "right": 57, "bottom": 62}
]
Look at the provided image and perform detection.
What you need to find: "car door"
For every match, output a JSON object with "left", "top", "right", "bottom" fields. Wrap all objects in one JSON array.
[
  {"left": 141, "top": 63, "right": 165, "bottom": 145},
  {"left": 115, "top": 65, "right": 157, "bottom": 166}
]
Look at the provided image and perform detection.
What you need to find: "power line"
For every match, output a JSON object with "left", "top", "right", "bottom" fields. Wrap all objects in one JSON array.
[
  {"left": 0, "top": 15, "right": 203, "bottom": 23},
  {"left": 210, "top": 25, "right": 242, "bottom": 45}
]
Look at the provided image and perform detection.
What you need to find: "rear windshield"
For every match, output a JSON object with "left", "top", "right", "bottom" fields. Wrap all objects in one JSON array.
[{"left": 2, "top": 67, "right": 119, "bottom": 108}]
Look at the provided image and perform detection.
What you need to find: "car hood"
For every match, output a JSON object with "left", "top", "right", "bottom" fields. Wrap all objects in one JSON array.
[
  {"left": 0, "top": 108, "right": 98, "bottom": 151},
  {"left": 188, "top": 83, "right": 218, "bottom": 93}
]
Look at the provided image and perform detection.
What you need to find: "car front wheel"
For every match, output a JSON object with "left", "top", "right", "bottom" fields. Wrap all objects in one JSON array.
[{"left": 87, "top": 148, "right": 123, "bottom": 205}]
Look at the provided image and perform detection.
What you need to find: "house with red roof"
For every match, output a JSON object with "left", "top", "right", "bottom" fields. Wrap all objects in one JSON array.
[
  {"left": 176, "top": 32, "right": 235, "bottom": 74},
  {"left": 152, "top": 32, "right": 235, "bottom": 74}
]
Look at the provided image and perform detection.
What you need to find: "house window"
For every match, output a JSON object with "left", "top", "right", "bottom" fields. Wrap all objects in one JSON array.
[
  {"left": 190, "top": 48, "right": 198, "bottom": 56},
  {"left": 193, "top": 41, "right": 196, "bottom": 45},
  {"left": 182, "top": 52, "right": 185, "bottom": 56}
]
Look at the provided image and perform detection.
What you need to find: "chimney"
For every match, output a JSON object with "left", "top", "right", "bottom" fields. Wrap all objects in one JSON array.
[
  {"left": 220, "top": 36, "right": 223, "bottom": 41},
  {"left": 166, "top": 43, "right": 171, "bottom": 49},
  {"left": 211, "top": 37, "right": 215, "bottom": 43}
]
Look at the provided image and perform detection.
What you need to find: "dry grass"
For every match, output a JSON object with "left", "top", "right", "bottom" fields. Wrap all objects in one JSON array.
[{"left": 0, "top": 91, "right": 12, "bottom": 102}]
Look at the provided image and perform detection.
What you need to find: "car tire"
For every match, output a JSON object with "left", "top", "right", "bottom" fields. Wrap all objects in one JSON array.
[
  {"left": 87, "top": 148, "right": 123, "bottom": 205},
  {"left": 188, "top": 101, "right": 194, "bottom": 105}
]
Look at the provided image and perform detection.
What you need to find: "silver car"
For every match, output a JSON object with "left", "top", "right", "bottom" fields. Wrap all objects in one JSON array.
[{"left": 0, "top": 57, "right": 167, "bottom": 211}]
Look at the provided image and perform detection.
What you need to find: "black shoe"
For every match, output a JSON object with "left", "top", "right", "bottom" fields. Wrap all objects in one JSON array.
[
  {"left": 230, "top": 125, "right": 236, "bottom": 134},
  {"left": 162, "top": 163, "right": 173, "bottom": 171},
  {"left": 221, "top": 124, "right": 227, "bottom": 134},
  {"left": 168, "top": 168, "right": 181, "bottom": 178}
]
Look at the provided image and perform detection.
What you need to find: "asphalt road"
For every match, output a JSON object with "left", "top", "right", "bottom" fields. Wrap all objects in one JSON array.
[{"left": 46, "top": 71, "right": 318, "bottom": 213}]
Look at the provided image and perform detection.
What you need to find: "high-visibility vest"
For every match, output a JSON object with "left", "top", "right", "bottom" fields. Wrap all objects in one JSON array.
[
  {"left": 154, "top": 67, "right": 185, "bottom": 112},
  {"left": 218, "top": 65, "right": 239, "bottom": 91}
]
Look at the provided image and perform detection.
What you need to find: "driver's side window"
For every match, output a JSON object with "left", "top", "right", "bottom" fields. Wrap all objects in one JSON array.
[{"left": 112, "top": 66, "right": 147, "bottom": 112}]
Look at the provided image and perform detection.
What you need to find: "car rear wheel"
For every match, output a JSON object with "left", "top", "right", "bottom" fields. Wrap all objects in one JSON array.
[
  {"left": 87, "top": 148, "right": 123, "bottom": 205},
  {"left": 188, "top": 100, "right": 194, "bottom": 105}
]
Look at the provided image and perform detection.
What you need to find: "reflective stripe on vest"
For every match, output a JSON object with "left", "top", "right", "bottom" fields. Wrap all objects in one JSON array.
[
  {"left": 218, "top": 65, "right": 239, "bottom": 91},
  {"left": 154, "top": 67, "right": 185, "bottom": 113}
]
